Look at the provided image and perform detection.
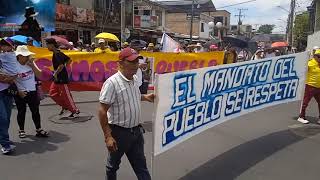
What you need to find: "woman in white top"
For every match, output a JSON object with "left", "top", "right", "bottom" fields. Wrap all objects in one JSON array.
[{"left": 14, "top": 46, "right": 49, "bottom": 138}]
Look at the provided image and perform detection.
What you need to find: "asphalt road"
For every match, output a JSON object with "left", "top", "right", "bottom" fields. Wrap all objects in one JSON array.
[{"left": 1, "top": 92, "right": 320, "bottom": 180}]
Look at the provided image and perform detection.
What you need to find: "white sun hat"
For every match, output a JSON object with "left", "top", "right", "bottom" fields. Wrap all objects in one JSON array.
[
  {"left": 15, "top": 45, "right": 35, "bottom": 57},
  {"left": 98, "top": 39, "right": 106, "bottom": 44}
]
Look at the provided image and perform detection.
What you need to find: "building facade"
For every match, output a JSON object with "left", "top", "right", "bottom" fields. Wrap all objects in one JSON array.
[
  {"left": 161, "top": 0, "right": 218, "bottom": 41},
  {"left": 308, "top": 0, "right": 320, "bottom": 33},
  {"left": 307, "top": 0, "right": 320, "bottom": 50},
  {"left": 206, "top": 10, "right": 230, "bottom": 38},
  {"left": 54, "top": 0, "right": 98, "bottom": 44},
  {"left": 131, "top": 0, "right": 167, "bottom": 44}
]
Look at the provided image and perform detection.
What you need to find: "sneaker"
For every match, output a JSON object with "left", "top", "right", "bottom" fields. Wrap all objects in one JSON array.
[
  {"left": 1, "top": 146, "right": 14, "bottom": 155},
  {"left": 297, "top": 117, "right": 309, "bottom": 124},
  {"left": 18, "top": 130, "right": 27, "bottom": 138},
  {"left": 68, "top": 111, "right": 80, "bottom": 119},
  {"left": 59, "top": 108, "right": 67, "bottom": 115}
]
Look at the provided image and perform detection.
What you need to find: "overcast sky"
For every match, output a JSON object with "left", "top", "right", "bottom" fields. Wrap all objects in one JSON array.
[{"left": 155, "top": 0, "right": 312, "bottom": 33}]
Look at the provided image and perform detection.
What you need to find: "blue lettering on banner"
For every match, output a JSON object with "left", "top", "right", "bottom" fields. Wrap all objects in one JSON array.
[
  {"left": 172, "top": 74, "right": 196, "bottom": 109},
  {"left": 162, "top": 57, "right": 300, "bottom": 146}
]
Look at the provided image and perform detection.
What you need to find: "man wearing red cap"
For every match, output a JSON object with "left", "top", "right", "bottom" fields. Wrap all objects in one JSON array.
[{"left": 98, "top": 47, "right": 155, "bottom": 180}]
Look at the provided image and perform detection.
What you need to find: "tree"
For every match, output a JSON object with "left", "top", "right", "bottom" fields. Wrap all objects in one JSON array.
[
  {"left": 257, "top": 24, "right": 276, "bottom": 34},
  {"left": 293, "top": 12, "right": 309, "bottom": 51}
]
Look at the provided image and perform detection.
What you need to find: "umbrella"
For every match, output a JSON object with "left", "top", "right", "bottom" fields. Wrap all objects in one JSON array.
[
  {"left": 250, "top": 34, "right": 271, "bottom": 42},
  {"left": 95, "top": 32, "right": 120, "bottom": 42},
  {"left": 46, "top": 35, "right": 72, "bottom": 49},
  {"left": 223, "top": 36, "right": 248, "bottom": 48},
  {"left": 130, "top": 40, "right": 147, "bottom": 49},
  {"left": 10, "top": 35, "right": 41, "bottom": 47},
  {"left": 272, "top": 41, "right": 288, "bottom": 48}
]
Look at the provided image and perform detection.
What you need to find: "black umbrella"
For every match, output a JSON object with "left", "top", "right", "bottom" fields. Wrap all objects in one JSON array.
[
  {"left": 250, "top": 34, "right": 271, "bottom": 42},
  {"left": 223, "top": 36, "right": 248, "bottom": 48},
  {"left": 130, "top": 40, "right": 147, "bottom": 49}
]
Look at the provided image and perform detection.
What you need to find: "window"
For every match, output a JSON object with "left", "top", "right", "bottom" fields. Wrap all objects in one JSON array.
[
  {"left": 201, "top": 22, "right": 204, "bottom": 32},
  {"left": 214, "top": 16, "right": 224, "bottom": 25},
  {"left": 57, "top": 0, "right": 70, "bottom": 5},
  {"left": 156, "top": 10, "right": 162, "bottom": 26},
  {"left": 225, "top": 17, "right": 228, "bottom": 26},
  {"left": 143, "top": 10, "right": 151, "bottom": 16}
]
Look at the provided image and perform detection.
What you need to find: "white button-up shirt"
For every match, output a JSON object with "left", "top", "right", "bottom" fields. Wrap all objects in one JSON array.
[{"left": 99, "top": 71, "right": 142, "bottom": 128}]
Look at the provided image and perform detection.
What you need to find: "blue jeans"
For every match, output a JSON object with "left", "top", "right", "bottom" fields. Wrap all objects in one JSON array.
[
  {"left": 0, "top": 91, "right": 13, "bottom": 148},
  {"left": 106, "top": 125, "right": 151, "bottom": 180}
]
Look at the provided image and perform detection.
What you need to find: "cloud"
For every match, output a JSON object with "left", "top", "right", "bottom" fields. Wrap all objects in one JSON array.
[
  {"left": 213, "top": 0, "right": 310, "bottom": 33},
  {"left": 155, "top": 0, "right": 311, "bottom": 33}
]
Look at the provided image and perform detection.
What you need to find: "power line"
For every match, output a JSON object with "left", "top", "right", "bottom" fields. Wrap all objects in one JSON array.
[
  {"left": 235, "top": 8, "right": 248, "bottom": 35},
  {"left": 216, "top": 0, "right": 257, "bottom": 9}
]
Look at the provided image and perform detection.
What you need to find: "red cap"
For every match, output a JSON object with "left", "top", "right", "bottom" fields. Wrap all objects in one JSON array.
[
  {"left": 210, "top": 44, "right": 218, "bottom": 49},
  {"left": 119, "top": 47, "right": 141, "bottom": 61}
]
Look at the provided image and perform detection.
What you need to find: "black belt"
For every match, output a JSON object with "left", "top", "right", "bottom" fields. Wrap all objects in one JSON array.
[{"left": 110, "top": 124, "right": 144, "bottom": 133}]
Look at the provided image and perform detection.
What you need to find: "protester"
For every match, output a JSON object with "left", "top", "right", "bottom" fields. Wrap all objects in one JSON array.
[
  {"left": 98, "top": 47, "right": 155, "bottom": 180},
  {"left": 297, "top": 50, "right": 320, "bottom": 124},
  {"left": 174, "top": 44, "right": 185, "bottom": 53},
  {"left": 0, "top": 38, "right": 18, "bottom": 154},
  {"left": 139, "top": 59, "right": 151, "bottom": 94},
  {"left": 251, "top": 49, "right": 265, "bottom": 60},
  {"left": 46, "top": 38, "right": 80, "bottom": 118},
  {"left": 83, "top": 44, "right": 92, "bottom": 52},
  {"left": 91, "top": 42, "right": 96, "bottom": 51},
  {"left": 312, "top": 46, "right": 319, "bottom": 56},
  {"left": 122, "top": 42, "right": 129, "bottom": 49},
  {"left": 146, "top": 43, "right": 155, "bottom": 52},
  {"left": 14, "top": 45, "right": 49, "bottom": 138},
  {"left": 209, "top": 44, "right": 219, "bottom": 52},
  {"left": 27, "top": 37, "right": 34, "bottom": 46},
  {"left": 69, "top": 42, "right": 77, "bottom": 51},
  {"left": 77, "top": 40, "right": 84, "bottom": 51},
  {"left": 194, "top": 43, "right": 204, "bottom": 53},
  {"left": 265, "top": 48, "right": 276, "bottom": 58},
  {"left": 95, "top": 39, "right": 111, "bottom": 53}
]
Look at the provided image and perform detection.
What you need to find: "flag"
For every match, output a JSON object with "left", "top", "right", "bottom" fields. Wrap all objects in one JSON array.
[{"left": 161, "top": 33, "right": 180, "bottom": 52}]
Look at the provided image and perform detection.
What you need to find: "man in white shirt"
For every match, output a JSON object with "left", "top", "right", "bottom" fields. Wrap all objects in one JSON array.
[{"left": 98, "top": 47, "right": 155, "bottom": 180}]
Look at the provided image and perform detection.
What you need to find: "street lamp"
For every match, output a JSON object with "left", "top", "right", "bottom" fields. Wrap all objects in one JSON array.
[
  {"left": 208, "top": 21, "right": 223, "bottom": 41},
  {"left": 208, "top": 21, "right": 215, "bottom": 38},
  {"left": 216, "top": 22, "right": 223, "bottom": 42}
]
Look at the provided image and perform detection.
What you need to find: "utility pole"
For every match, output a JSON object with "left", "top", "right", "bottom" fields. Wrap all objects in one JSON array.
[
  {"left": 189, "top": 0, "right": 195, "bottom": 44},
  {"left": 288, "top": 0, "right": 296, "bottom": 46},
  {"left": 120, "top": 0, "right": 126, "bottom": 43},
  {"left": 235, "top": 8, "right": 247, "bottom": 35}
]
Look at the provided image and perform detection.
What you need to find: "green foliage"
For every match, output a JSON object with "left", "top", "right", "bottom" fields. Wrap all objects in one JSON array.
[
  {"left": 293, "top": 12, "right": 309, "bottom": 49},
  {"left": 257, "top": 24, "right": 276, "bottom": 34}
]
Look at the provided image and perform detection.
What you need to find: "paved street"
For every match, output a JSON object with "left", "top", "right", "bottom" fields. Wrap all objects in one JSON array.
[{"left": 1, "top": 92, "right": 320, "bottom": 180}]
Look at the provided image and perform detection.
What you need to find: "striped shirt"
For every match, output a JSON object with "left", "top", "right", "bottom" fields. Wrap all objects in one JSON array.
[{"left": 99, "top": 71, "right": 142, "bottom": 128}]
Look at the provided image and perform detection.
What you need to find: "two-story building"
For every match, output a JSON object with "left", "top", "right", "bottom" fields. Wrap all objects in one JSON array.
[
  {"left": 130, "top": 0, "right": 167, "bottom": 44},
  {"left": 157, "top": 0, "right": 230, "bottom": 42}
]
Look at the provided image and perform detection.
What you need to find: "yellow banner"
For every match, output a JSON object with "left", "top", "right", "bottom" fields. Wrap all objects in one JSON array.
[{"left": 28, "top": 47, "right": 225, "bottom": 91}]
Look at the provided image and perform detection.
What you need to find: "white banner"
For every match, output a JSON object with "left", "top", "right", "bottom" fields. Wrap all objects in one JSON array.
[{"left": 153, "top": 52, "right": 309, "bottom": 156}]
